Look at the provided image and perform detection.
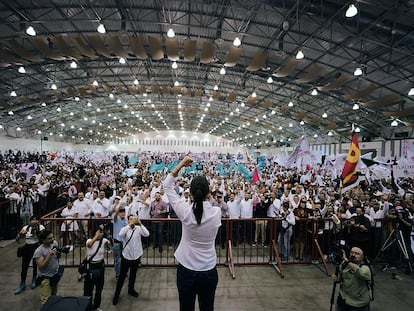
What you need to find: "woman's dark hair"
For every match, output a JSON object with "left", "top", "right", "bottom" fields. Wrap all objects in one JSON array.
[
  {"left": 190, "top": 176, "right": 209, "bottom": 225},
  {"left": 39, "top": 230, "right": 53, "bottom": 243}
]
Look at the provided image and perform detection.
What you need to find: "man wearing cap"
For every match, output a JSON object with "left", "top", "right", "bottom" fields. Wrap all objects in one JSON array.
[{"left": 112, "top": 204, "right": 128, "bottom": 280}]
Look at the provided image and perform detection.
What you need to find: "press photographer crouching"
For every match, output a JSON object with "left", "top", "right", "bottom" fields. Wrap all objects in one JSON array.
[
  {"left": 331, "top": 246, "right": 373, "bottom": 311},
  {"left": 33, "top": 230, "right": 68, "bottom": 304}
]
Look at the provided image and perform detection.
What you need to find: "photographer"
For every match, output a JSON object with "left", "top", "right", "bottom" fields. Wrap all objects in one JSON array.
[
  {"left": 83, "top": 227, "right": 111, "bottom": 311},
  {"left": 33, "top": 230, "right": 67, "bottom": 304},
  {"left": 278, "top": 200, "right": 295, "bottom": 261},
  {"left": 331, "top": 247, "right": 372, "bottom": 311},
  {"left": 15, "top": 215, "right": 45, "bottom": 294}
]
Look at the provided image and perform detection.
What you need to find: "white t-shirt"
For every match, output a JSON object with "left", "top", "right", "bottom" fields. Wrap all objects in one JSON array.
[
  {"left": 163, "top": 175, "right": 221, "bottom": 271},
  {"left": 86, "top": 237, "right": 110, "bottom": 262}
]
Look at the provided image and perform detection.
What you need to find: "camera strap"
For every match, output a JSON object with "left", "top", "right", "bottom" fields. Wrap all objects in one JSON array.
[
  {"left": 88, "top": 238, "right": 104, "bottom": 262},
  {"left": 121, "top": 228, "right": 136, "bottom": 254}
]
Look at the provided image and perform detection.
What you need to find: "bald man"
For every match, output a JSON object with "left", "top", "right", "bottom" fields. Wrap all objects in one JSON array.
[{"left": 332, "top": 246, "right": 373, "bottom": 311}]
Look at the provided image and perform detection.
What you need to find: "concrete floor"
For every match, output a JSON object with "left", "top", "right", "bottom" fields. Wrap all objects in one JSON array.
[{"left": 0, "top": 240, "right": 413, "bottom": 311}]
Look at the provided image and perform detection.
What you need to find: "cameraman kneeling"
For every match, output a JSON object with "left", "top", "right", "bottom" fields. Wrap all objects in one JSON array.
[{"left": 331, "top": 247, "right": 372, "bottom": 311}]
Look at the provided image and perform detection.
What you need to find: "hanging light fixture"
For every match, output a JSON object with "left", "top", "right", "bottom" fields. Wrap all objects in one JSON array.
[
  {"left": 288, "top": 101, "right": 294, "bottom": 107},
  {"left": 167, "top": 28, "right": 175, "bottom": 38},
  {"left": 51, "top": 83, "right": 57, "bottom": 90},
  {"left": 355, "top": 127, "right": 361, "bottom": 133},
  {"left": 322, "top": 112, "right": 328, "bottom": 118},
  {"left": 311, "top": 89, "right": 318, "bottom": 96},
  {"left": 70, "top": 61, "right": 77, "bottom": 69},
  {"left": 296, "top": 50, "right": 304, "bottom": 59},
  {"left": 97, "top": 23, "right": 106, "bottom": 34},
  {"left": 391, "top": 120, "right": 398, "bottom": 127},
  {"left": 26, "top": 26, "right": 36, "bottom": 36},
  {"left": 119, "top": 57, "right": 126, "bottom": 64},
  {"left": 18, "top": 66, "right": 26, "bottom": 74},
  {"left": 300, "top": 120, "right": 304, "bottom": 125},
  {"left": 353, "top": 67, "right": 363, "bottom": 76},
  {"left": 213, "top": 85, "right": 219, "bottom": 91},
  {"left": 93, "top": 80, "right": 99, "bottom": 86},
  {"left": 353, "top": 103, "right": 360, "bottom": 110},
  {"left": 220, "top": 67, "right": 226, "bottom": 75},
  {"left": 328, "top": 131, "right": 333, "bottom": 136},
  {"left": 171, "top": 61, "right": 178, "bottom": 69},
  {"left": 10, "top": 90, "right": 17, "bottom": 97},
  {"left": 133, "top": 79, "right": 139, "bottom": 85},
  {"left": 233, "top": 37, "right": 241, "bottom": 47},
  {"left": 408, "top": 88, "right": 414, "bottom": 96},
  {"left": 252, "top": 91, "right": 257, "bottom": 98},
  {"left": 267, "top": 76, "right": 273, "bottom": 84},
  {"left": 345, "top": 4, "right": 358, "bottom": 18}
]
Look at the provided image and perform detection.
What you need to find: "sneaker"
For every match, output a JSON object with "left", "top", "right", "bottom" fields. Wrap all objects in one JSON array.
[
  {"left": 128, "top": 289, "right": 139, "bottom": 297},
  {"left": 14, "top": 283, "right": 26, "bottom": 295}
]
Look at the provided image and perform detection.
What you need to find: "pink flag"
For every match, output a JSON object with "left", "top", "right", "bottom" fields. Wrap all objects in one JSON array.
[{"left": 252, "top": 167, "right": 260, "bottom": 185}]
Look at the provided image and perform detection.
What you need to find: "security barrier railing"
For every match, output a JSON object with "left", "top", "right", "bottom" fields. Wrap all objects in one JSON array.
[{"left": 40, "top": 209, "right": 391, "bottom": 272}]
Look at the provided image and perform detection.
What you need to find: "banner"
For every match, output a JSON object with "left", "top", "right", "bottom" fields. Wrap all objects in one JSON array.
[{"left": 341, "top": 132, "right": 361, "bottom": 194}]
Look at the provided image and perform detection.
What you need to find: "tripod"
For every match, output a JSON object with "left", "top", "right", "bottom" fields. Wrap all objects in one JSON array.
[{"left": 373, "top": 226, "right": 413, "bottom": 275}]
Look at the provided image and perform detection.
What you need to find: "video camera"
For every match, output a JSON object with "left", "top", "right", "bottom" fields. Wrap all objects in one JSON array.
[
  {"left": 328, "top": 240, "right": 351, "bottom": 265},
  {"left": 53, "top": 246, "right": 70, "bottom": 254}
]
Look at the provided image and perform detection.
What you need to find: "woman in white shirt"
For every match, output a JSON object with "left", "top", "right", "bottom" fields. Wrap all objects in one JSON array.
[
  {"left": 60, "top": 201, "right": 78, "bottom": 250},
  {"left": 83, "top": 227, "right": 111, "bottom": 311},
  {"left": 164, "top": 156, "right": 221, "bottom": 311}
]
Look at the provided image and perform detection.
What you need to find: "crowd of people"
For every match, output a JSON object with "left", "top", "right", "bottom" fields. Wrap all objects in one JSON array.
[{"left": 1, "top": 149, "right": 414, "bottom": 309}]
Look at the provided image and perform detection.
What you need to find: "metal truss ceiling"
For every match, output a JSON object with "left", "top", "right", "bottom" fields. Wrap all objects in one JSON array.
[{"left": 0, "top": 0, "right": 413, "bottom": 147}]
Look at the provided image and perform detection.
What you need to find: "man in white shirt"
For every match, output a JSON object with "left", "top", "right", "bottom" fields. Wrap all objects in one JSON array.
[
  {"left": 227, "top": 192, "right": 242, "bottom": 246},
  {"left": 92, "top": 191, "right": 111, "bottom": 218},
  {"left": 73, "top": 192, "right": 92, "bottom": 238},
  {"left": 240, "top": 192, "right": 254, "bottom": 244},
  {"left": 112, "top": 216, "right": 149, "bottom": 305}
]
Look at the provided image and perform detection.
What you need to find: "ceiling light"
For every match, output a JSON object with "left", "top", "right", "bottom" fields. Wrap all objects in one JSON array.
[
  {"left": 87, "top": 102, "right": 92, "bottom": 107},
  {"left": 133, "top": 79, "right": 139, "bottom": 85},
  {"left": 26, "top": 26, "right": 36, "bottom": 36},
  {"left": 16, "top": 127, "right": 21, "bottom": 131},
  {"left": 109, "top": 93, "right": 114, "bottom": 99},
  {"left": 70, "top": 61, "right": 77, "bottom": 69},
  {"left": 241, "top": 102, "right": 245, "bottom": 107},
  {"left": 233, "top": 37, "right": 241, "bottom": 47},
  {"left": 117, "top": 99, "right": 121, "bottom": 104},
  {"left": 289, "top": 123, "right": 293, "bottom": 127},
  {"left": 322, "top": 112, "right": 327, "bottom": 118},
  {"left": 41, "top": 102, "right": 46, "bottom": 107},
  {"left": 75, "top": 96, "right": 80, "bottom": 101},
  {"left": 56, "top": 107, "right": 61, "bottom": 112},
  {"left": 267, "top": 77, "right": 273, "bottom": 84},
  {"left": 355, "top": 127, "right": 361, "bottom": 133},
  {"left": 311, "top": 89, "right": 318, "bottom": 96},
  {"left": 300, "top": 121, "right": 304, "bottom": 125},
  {"left": 408, "top": 88, "right": 414, "bottom": 96},
  {"left": 296, "top": 50, "right": 304, "bottom": 59},
  {"left": 93, "top": 80, "right": 99, "bottom": 86},
  {"left": 43, "top": 118, "right": 47, "bottom": 123},
  {"left": 51, "top": 83, "right": 57, "bottom": 90},
  {"left": 171, "top": 61, "right": 178, "bottom": 69},
  {"left": 288, "top": 101, "right": 293, "bottom": 107},
  {"left": 167, "top": 28, "right": 175, "bottom": 38},
  {"left": 220, "top": 67, "right": 226, "bottom": 75},
  {"left": 345, "top": 4, "right": 358, "bottom": 18},
  {"left": 18, "top": 66, "right": 26, "bottom": 74},
  {"left": 10, "top": 90, "right": 17, "bottom": 97},
  {"left": 391, "top": 120, "right": 398, "bottom": 127},
  {"left": 119, "top": 57, "right": 126, "bottom": 64},
  {"left": 174, "top": 81, "right": 179, "bottom": 86},
  {"left": 8, "top": 111, "right": 14, "bottom": 115},
  {"left": 97, "top": 23, "right": 106, "bottom": 34},
  {"left": 314, "top": 134, "right": 318, "bottom": 138},
  {"left": 353, "top": 103, "right": 360, "bottom": 110},
  {"left": 27, "top": 115, "right": 32, "bottom": 120},
  {"left": 252, "top": 91, "right": 257, "bottom": 98},
  {"left": 354, "top": 67, "right": 363, "bottom": 76},
  {"left": 213, "top": 85, "right": 218, "bottom": 91},
  {"left": 328, "top": 131, "right": 333, "bottom": 136}
]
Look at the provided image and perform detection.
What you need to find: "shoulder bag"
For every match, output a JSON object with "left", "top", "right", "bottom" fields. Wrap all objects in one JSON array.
[{"left": 78, "top": 238, "right": 104, "bottom": 275}]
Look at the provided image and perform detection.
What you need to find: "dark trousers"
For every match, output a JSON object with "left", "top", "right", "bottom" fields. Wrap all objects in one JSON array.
[
  {"left": 177, "top": 264, "right": 218, "bottom": 311},
  {"left": 337, "top": 294, "right": 370, "bottom": 311},
  {"left": 114, "top": 255, "right": 140, "bottom": 296},
  {"left": 21, "top": 243, "right": 39, "bottom": 283},
  {"left": 152, "top": 221, "right": 164, "bottom": 248},
  {"left": 83, "top": 262, "right": 105, "bottom": 309}
]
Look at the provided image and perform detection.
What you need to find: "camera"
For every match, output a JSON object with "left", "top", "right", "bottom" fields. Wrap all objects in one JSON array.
[
  {"left": 328, "top": 240, "right": 350, "bottom": 265},
  {"left": 53, "top": 246, "right": 70, "bottom": 254}
]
